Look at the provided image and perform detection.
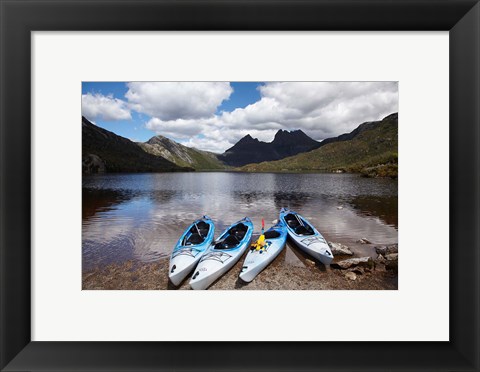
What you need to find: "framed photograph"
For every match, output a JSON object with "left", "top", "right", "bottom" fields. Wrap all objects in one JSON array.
[
  {"left": 1, "top": 0, "right": 479, "bottom": 371},
  {"left": 81, "top": 81, "right": 399, "bottom": 291}
]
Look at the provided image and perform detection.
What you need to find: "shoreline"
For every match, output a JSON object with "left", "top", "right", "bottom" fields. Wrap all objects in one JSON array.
[
  {"left": 82, "top": 242, "right": 398, "bottom": 290},
  {"left": 84, "top": 169, "right": 396, "bottom": 178}
]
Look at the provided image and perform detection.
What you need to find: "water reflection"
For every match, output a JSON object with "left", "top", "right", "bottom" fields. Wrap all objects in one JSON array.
[
  {"left": 348, "top": 195, "right": 398, "bottom": 228},
  {"left": 82, "top": 172, "right": 398, "bottom": 270},
  {"left": 82, "top": 188, "right": 134, "bottom": 220}
]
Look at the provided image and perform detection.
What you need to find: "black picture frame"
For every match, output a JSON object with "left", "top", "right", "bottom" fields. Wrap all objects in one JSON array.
[{"left": 1, "top": 0, "right": 479, "bottom": 371}]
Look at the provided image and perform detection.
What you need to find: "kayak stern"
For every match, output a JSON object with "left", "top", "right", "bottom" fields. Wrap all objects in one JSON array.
[{"left": 303, "top": 240, "right": 334, "bottom": 265}]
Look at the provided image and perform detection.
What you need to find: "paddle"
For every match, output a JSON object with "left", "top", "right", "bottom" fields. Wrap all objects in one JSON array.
[
  {"left": 254, "top": 218, "right": 266, "bottom": 251},
  {"left": 295, "top": 214, "right": 305, "bottom": 227},
  {"left": 194, "top": 222, "right": 202, "bottom": 237}
]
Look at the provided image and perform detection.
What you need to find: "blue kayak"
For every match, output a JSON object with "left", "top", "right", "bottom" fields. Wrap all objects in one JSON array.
[
  {"left": 190, "top": 217, "right": 254, "bottom": 290},
  {"left": 280, "top": 208, "right": 333, "bottom": 265},
  {"left": 168, "top": 216, "right": 215, "bottom": 286},
  {"left": 239, "top": 222, "right": 287, "bottom": 282}
]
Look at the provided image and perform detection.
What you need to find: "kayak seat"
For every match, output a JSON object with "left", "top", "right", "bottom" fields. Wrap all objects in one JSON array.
[
  {"left": 295, "top": 225, "right": 314, "bottom": 236},
  {"left": 264, "top": 230, "right": 281, "bottom": 239},
  {"left": 214, "top": 235, "right": 239, "bottom": 250},
  {"left": 234, "top": 230, "right": 246, "bottom": 241},
  {"left": 285, "top": 216, "right": 300, "bottom": 229},
  {"left": 228, "top": 223, "right": 248, "bottom": 241},
  {"left": 186, "top": 233, "right": 204, "bottom": 245},
  {"left": 197, "top": 221, "right": 210, "bottom": 235},
  {"left": 224, "top": 235, "right": 240, "bottom": 248},
  {"left": 197, "top": 221, "right": 209, "bottom": 228}
]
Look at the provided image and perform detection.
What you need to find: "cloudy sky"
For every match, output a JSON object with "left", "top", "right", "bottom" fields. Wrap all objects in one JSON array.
[{"left": 82, "top": 81, "right": 398, "bottom": 153}]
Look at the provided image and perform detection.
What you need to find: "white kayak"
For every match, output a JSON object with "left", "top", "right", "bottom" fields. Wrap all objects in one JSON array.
[
  {"left": 168, "top": 216, "right": 215, "bottom": 286},
  {"left": 239, "top": 223, "right": 287, "bottom": 283},
  {"left": 190, "top": 217, "right": 254, "bottom": 290},
  {"left": 279, "top": 208, "right": 333, "bottom": 265}
]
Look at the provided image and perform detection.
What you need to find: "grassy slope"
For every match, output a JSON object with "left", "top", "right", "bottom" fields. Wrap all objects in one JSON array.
[
  {"left": 139, "top": 143, "right": 227, "bottom": 171},
  {"left": 239, "top": 114, "right": 398, "bottom": 177},
  {"left": 186, "top": 150, "right": 228, "bottom": 170}
]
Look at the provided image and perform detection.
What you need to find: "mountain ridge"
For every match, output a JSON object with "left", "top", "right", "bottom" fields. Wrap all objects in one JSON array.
[
  {"left": 218, "top": 128, "right": 321, "bottom": 167},
  {"left": 238, "top": 113, "right": 398, "bottom": 177},
  {"left": 82, "top": 117, "right": 191, "bottom": 174},
  {"left": 319, "top": 112, "right": 398, "bottom": 147},
  {"left": 82, "top": 113, "right": 398, "bottom": 177}
]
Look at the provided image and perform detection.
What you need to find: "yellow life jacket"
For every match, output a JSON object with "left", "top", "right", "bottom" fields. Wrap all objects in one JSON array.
[{"left": 255, "top": 235, "right": 266, "bottom": 250}]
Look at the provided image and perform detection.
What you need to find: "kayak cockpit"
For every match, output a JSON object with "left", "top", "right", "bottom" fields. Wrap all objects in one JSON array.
[
  {"left": 214, "top": 235, "right": 239, "bottom": 249},
  {"left": 227, "top": 223, "right": 248, "bottom": 241},
  {"left": 284, "top": 213, "right": 315, "bottom": 236},
  {"left": 182, "top": 221, "right": 211, "bottom": 246},
  {"left": 294, "top": 225, "right": 314, "bottom": 236},
  {"left": 264, "top": 230, "right": 281, "bottom": 239},
  {"left": 214, "top": 223, "right": 248, "bottom": 250}
]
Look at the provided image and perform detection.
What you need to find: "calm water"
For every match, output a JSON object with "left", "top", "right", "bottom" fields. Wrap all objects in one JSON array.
[{"left": 82, "top": 172, "right": 398, "bottom": 270}]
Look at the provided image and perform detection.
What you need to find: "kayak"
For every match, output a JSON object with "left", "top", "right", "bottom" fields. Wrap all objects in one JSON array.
[
  {"left": 168, "top": 216, "right": 215, "bottom": 286},
  {"left": 239, "top": 222, "right": 287, "bottom": 283},
  {"left": 279, "top": 207, "right": 333, "bottom": 265},
  {"left": 190, "top": 217, "right": 254, "bottom": 290}
]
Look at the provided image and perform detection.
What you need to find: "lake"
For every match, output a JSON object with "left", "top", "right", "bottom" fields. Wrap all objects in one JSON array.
[{"left": 82, "top": 172, "right": 398, "bottom": 271}]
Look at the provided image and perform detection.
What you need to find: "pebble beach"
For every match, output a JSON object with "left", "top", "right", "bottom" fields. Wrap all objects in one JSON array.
[{"left": 82, "top": 241, "right": 398, "bottom": 290}]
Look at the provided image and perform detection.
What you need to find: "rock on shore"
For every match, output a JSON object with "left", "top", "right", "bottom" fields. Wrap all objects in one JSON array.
[
  {"left": 331, "top": 256, "right": 373, "bottom": 270},
  {"left": 375, "top": 244, "right": 398, "bottom": 256},
  {"left": 328, "top": 242, "right": 354, "bottom": 256},
  {"left": 357, "top": 238, "right": 372, "bottom": 244}
]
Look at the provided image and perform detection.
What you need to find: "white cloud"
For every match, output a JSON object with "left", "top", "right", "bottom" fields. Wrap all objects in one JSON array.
[
  {"left": 144, "top": 82, "right": 398, "bottom": 153},
  {"left": 82, "top": 82, "right": 397, "bottom": 152},
  {"left": 82, "top": 93, "right": 132, "bottom": 121},
  {"left": 125, "top": 82, "right": 233, "bottom": 120},
  {"left": 225, "top": 82, "right": 398, "bottom": 140},
  {"left": 145, "top": 116, "right": 212, "bottom": 139},
  {"left": 180, "top": 137, "right": 234, "bottom": 154}
]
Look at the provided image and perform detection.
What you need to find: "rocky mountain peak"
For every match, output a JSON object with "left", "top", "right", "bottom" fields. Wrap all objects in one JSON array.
[
  {"left": 273, "top": 129, "right": 310, "bottom": 144},
  {"left": 237, "top": 134, "right": 258, "bottom": 144},
  {"left": 219, "top": 129, "right": 321, "bottom": 167},
  {"left": 146, "top": 135, "right": 170, "bottom": 145}
]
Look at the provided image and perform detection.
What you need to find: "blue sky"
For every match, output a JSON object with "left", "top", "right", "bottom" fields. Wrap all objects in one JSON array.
[
  {"left": 82, "top": 82, "right": 263, "bottom": 145},
  {"left": 82, "top": 81, "right": 398, "bottom": 153}
]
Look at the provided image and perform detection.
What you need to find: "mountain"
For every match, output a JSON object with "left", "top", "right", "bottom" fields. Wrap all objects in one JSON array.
[
  {"left": 218, "top": 129, "right": 321, "bottom": 167},
  {"left": 318, "top": 116, "right": 394, "bottom": 147},
  {"left": 238, "top": 113, "right": 398, "bottom": 178},
  {"left": 82, "top": 117, "right": 191, "bottom": 174},
  {"left": 139, "top": 135, "right": 227, "bottom": 170}
]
